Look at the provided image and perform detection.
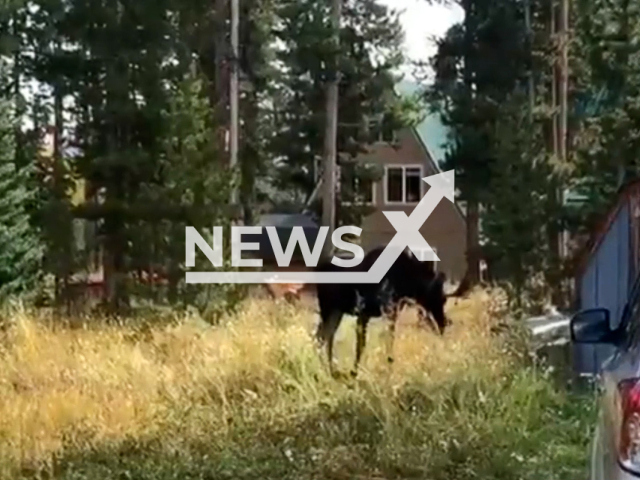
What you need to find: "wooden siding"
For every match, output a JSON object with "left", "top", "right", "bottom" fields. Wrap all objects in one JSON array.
[{"left": 354, "top": 127, "right": 467, "bottom": 282}]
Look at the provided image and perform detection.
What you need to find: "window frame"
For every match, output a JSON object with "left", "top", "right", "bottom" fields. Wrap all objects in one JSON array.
[{"left": 384, "top": 164, "right": 424, "bottom": 205}]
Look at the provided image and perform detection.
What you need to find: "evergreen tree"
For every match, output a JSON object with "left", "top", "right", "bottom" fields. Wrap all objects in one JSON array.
[
  {"left": 269, "top": 0, "right": 420, "bottom": 226},
  {"left": 151, "top": 68, "right": 236, "bottom": 313},
  {"left": 38, "top": 0, "right": 189, "bottom": 311},
  {"left": 0, "top": 63, "right": 43, "bottom": 298},
  {"left": 571, "top": 0, "right": 640, "bottom": 225},
  {"left": 482, "top": 91, "right": 551, "bottom": 306},
  {"left": 427, "top": 0, "right": 536, "bottom": 286}
]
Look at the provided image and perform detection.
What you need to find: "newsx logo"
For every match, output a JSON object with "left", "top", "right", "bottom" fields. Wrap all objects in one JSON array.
[
  {"left": 185, "top": 170, "right": 455, "bottom": 284},
  {"left": 185, "top": 224, "right": 365, "bottom": 269}
]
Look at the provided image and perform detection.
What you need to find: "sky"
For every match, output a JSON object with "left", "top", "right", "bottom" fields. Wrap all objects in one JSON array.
[{"left": 378, "top": 0, "right": 464, "bottom": 79}]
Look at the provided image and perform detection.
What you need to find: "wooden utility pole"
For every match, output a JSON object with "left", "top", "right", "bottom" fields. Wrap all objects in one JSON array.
[
  {"left": 558, "top": 0, "right": 569, "bottom": 260},
  {"left": 545, "top": 0, "right": 561, "bottom": 300},
  {"left": 550, "top": 0, "right": 559, "bottom": 161},
  {"left": 558, "top": 0, "right": 568, "bottom": 167},
  {"left": 524, "top": 0, "right": 534, "bottom": 122},
  {"left": 230, "top": 0, "right": 239, "bottom": 208},
  {"left": 547, "top": 0, "right": 570, "bottom": 305},
  {"left": 322, "top": 0, "right": 341, "bottom": 257}
]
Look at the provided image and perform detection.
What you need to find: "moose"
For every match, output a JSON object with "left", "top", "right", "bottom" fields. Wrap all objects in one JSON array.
[{"left": 314, "top": 245, "right": 450, "bottom": 377}]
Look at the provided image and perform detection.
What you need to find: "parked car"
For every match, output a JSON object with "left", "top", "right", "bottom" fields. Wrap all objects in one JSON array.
[{"left": 571, "top": 276, "right": 640, "bottom": 479}]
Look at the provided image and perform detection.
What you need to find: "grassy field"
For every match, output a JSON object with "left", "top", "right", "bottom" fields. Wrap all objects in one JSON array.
[{"left": 0, "top": 290, "right": 596, "bottom": 479}]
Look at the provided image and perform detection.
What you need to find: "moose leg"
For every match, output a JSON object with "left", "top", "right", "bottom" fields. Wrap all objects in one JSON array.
[
  {"left": 316, "top": 310, "right": 342, "bottom": 376},
  {"left": 351, "top": 315, "right": 370, "bottom": 377},
  {"left": 384, "top": 304, "right": 400, "bottom": 364},
  {"left": 387, "top": 316, "right": 396, "bottom": 364},
  {"left": 417, "top": 306, "right": 438, "bottom": 333}
]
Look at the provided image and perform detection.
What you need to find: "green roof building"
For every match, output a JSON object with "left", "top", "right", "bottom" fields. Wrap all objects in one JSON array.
[{"left": 395, "top": 79, "right": 451, "bottom": 166}]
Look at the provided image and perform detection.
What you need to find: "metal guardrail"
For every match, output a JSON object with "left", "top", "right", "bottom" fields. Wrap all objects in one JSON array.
[
  {"left": 524, "top": 312, "right": 613, "bottom": 387},
  {"left": 525, "top": 313, "right": 571, "bottom": 344}
]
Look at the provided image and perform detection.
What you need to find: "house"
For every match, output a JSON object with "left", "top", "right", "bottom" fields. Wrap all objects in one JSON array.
[
  {"left": 335, "top": 81, "right": 467, "bottom": 283},
  {"left": 260, "top": 81, "right": 466, "bottom": 284},
  {"left": 572, "top": 178, "right": 640, "bottom": 375}
]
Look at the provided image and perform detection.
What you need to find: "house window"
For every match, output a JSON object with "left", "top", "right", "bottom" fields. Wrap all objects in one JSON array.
[
  {"left": 338, "top": 164, "right": 375, "bottom": 205},
  {"left": 385, "top": 165, "right": 423, "bottom": 204}
]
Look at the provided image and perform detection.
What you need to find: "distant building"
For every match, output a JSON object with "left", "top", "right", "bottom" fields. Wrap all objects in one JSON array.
[
  {"left": 39, "top": 77, "right": 468, "bottom": 305},
  {"left": 259, "top": 81, "right": 467, "bottom": 283},
  {"left": 337, "top": 81, "right": 467, "bottom": 282}
]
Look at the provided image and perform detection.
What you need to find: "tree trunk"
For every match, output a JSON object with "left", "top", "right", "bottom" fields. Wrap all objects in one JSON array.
[
  {"left": 12, "top": 14, "right": 23, "bottom": 166},
  {"left": 557, "top": 0, "right": 570, "bottom": 306},
  {"left": 241, "top": 88, "right": 259, "bottom": 225},
  {"left": 100, "top": 49, "right": 134, "bottom": 315},
  {"left": 525, "top": 0, "right": 534, "bottom": 122},
  {"left": 321, "top": 0, "right": 341, "bottom": 258},
  {"left": 215, "top": 0, "right": 230, "bottom": 162},
  {"left": 462, "top": 0, "right": 480, "bottom": 286},
  {"left": 229, "top": 0, "right": 239, "bottom": 208},
  {"left": 558, "top": 0, "right": 568, "bottom": 168},
  {"left": 617, "top": 0, "right": 630, "bottom": 188},
  {"left": 547, "top": 0, "right": 564, "bottom": 305},
  {"left": 53, "top": 81, "right": 66, "bottom": 310},
  {"left": 465, "top": 200, "right": 481, "bottom": 284},
  {"left": 103, "top": 211, "right": 128, "bottom": 314}
]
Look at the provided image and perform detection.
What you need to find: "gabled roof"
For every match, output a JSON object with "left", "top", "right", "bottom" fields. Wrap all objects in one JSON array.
[
  {"left": 394, "top": 80, "right": 450, "bottom": 165},
  {"left": 394, "top": 80, "right": 465, "bottom": 221},
  {"left": 262, "top": 80, "right": 463, "bottom": 219}
]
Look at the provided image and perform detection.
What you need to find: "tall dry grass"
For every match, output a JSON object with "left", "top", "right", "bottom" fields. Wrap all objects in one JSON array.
[{"left": 0, "top": 290, "right": 592, "bottom": 479}]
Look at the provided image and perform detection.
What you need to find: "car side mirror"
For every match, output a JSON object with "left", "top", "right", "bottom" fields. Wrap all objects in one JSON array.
[{"left": 570, "top": 308, "right": 620, "bottom": 344}]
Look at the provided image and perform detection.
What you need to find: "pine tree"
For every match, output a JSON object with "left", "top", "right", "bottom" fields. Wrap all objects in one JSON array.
[
  {"left": 269, "top": 0, "right": 420, "bottom": 226},
  {"left": 152, "top": 68, "right": 234, "bottom": 308},
  {"left": 38, "top": 0, "right": 188, "bottom": 311},
  {"left": 0, "top": 66, "right": 43, "bottom": 298},
  {"left": 427, "top": 0, "right": 535, "bottom": 286},
  {"left": 482, "top": 91, "right": 551, "bottom": 306},
  {"left": 571, "top": 0, "right": 640, "bottom": 222}
]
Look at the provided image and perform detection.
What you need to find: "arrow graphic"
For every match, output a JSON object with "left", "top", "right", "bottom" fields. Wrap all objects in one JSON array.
[{"left": 185, "top": 170, "right": 455, "bottom": 284}]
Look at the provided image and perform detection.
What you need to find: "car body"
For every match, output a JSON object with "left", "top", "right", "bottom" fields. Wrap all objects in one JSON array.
[{"left": 572, "top": 276, "right": 640, "bottom": 479}]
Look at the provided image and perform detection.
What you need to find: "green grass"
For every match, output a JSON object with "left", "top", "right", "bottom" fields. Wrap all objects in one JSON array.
[{"left": 0, "top": 290, "right": 596, "bottom": 479}]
